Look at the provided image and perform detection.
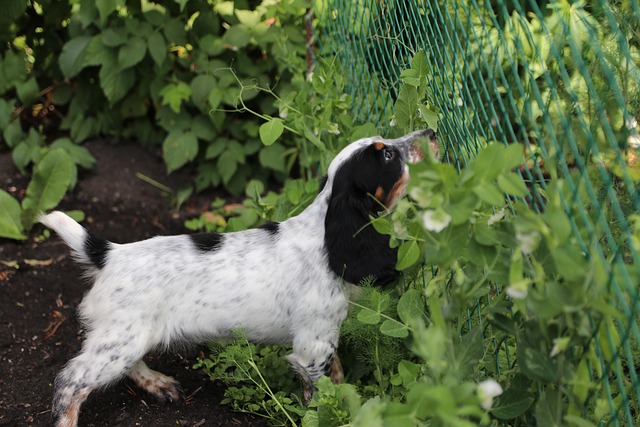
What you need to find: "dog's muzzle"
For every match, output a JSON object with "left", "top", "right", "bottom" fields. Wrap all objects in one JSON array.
[{"left": 387, "top": 129, "right": 437, "bottom": 163}]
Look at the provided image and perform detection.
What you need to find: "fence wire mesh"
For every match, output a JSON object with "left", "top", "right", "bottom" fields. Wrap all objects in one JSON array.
[{"left": 315, "top": 0, "right": 640, "bottom": 425}]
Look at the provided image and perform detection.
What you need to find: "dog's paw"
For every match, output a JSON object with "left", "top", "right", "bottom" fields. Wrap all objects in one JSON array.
[
  {"left": 145, "top": 374, "right": 183, "bottom": 403},
  {"left": 129, "top": 362, "right": 183, "bottom": 403}
]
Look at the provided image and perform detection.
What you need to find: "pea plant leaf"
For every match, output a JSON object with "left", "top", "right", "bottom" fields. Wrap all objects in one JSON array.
[
  {"left": 259, "top": 118, "right": 284, "bottom": 146},
  {"left": 380, "top": 319, "right": 409, "bottom": 338},
  {"left": 396, "top": 240, "right": 420, "bottom": 270}
]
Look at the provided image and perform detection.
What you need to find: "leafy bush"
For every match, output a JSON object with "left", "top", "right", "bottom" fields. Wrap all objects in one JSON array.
[
  {"left": 0, "top": 0, "right": 315, "bottom": 239},
  {"left": 195, "top": 49, "right": 637, "bottom": 426}
]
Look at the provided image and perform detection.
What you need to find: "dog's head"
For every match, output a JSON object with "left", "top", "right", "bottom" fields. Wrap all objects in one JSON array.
[{"left": 323, "top": 129, "right": 436, "bottom": 286}]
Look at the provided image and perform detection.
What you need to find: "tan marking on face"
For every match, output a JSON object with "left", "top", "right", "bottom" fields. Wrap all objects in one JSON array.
[
  {"left": 374, "top": 141, "right": 385, "bottom": 151},
  {"left": 374, "top": 186, "right": 385, "bottom": 202},
  {"left": 384, "top": 170, "right": 409, "bottom": 208}
]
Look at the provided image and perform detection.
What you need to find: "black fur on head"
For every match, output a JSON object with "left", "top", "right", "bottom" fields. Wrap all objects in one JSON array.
[{"left": 324, "top": 141, "right": 409, "bottom": 286}]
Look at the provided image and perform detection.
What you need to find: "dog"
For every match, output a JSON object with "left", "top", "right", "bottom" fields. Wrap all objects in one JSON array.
[{"left": 39, "top": 129, "right": 435, "bottom": 427}]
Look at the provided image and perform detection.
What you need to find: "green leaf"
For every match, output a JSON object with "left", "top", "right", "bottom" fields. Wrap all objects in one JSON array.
[
  {"left": 214, "top": 1, "right": 235, "bottom": 15},
  {"left": 96, "top": 0, "right": 120, "bottom": 24},
  {"left": 503, "top": 143, "right": 525, "bottom": 169},
  {"left": 563, "top": 416, "right": 598, "bottom": 427},
  {"left": 15, "top": 77, "right": 39, "bottom": 105},
  {"left": 217, "top": 150, "right": 238, "bottom": 184},
  {"left": 519, "top": 347, "right": 557, "bottom": 383},
  {"left": 397, "top": 289, "right": 424, "bottom": 324},
  {"left": 473, "top": 183, "right": 505, "bottom": 206},
  {"left": 50, "top": 138, "right": 96, "bottom": 169},
  {"left": 370, "top": 216, "right": 393, "bottom": 235},
  {"left": 160, "top": 81, "right": 192, "bottom": 114},
  {"left": 191, "top": 116, "right": 215, "bottom": 140},
  {"left": 0, "top": 190, "right": 26, "bottom": 240},
  {"left": 259, "top": 143, "right": 286, "bottom": 172},
  {"left": 396, "top": 240, "right": 420, "bottom": 270},
  {"left": 259, "top": 118, "right": 284, "bottom": 146},
  {"left": 397, "top": 360, "right": 420, "bottom": 386},
  {"left": 418, "top": 104, "right": 438, "bottom": 131},
  {"left": 224, "top": 24, "right": 251, "bottom": 49},
  {"left": 162, "top": 130, "right": 199, "bottom": 173},
  {"left": 59, "top": 36, "right": 92, "bottom": 78},
  {"left": 497, "top": 172, "right": 528, "bottom": 197},
  {"left": 235, "top": 9, "right": 261, "bottom": 27},
  {"left": 99, "top": 52, "right": 136, "bottom": 103},
  {"left": 12, "top": 128, "right": 43, "bottom": 173},
  {"left": 118, "top": 37, "right": 147, "bottom": 70},
  {"left": 380, "top": 319, "right": 409, "bottom": 338},
  {"left": 208, "top": 87, "right": 224, "bottom": 110},
  {"left": 3, "top": 120, "right": 24, "bottom": 148},
  {"left": 535, "top": 390, "right": 563, "bottom": 427},
  {"left": 394, "top": 85, "right": 419, "bottom": 129},
  {"left": 21, "top": 149, "right": 73, "bottom": 229},
  {"left": 491, "top": 388, "right": 535, "bottom": 419},
  {"left": 102, "top": 27, "right": 128, "bottom": 47},
  {"left": 146, "top": 31, "right": 166, "bottom": 66},
  {"left": 84, "top": 35, "right": 112, "bottom": 66},
  {"left": 410, "top": 50, "right": 429, "bottom": 78},
  {"left": 357, "top": 307, "right": 381, "bottom": 325},
  {"left": 191, "top": 75, "right": 217, "bottom": 110}
]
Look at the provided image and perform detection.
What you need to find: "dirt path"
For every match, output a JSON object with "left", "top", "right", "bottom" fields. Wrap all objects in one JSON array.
[{"left": 0, "top": 140, "right": 263, "bottom": 426}]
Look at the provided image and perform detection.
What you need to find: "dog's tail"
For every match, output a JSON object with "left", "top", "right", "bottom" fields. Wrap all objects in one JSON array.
[{"left": 39, "top": 211, "right": 111, "bottom": 270}]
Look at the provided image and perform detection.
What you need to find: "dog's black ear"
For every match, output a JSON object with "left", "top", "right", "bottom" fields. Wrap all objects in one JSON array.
[{"left": 324, "top": 167, "right": 399, "bottom": 286}]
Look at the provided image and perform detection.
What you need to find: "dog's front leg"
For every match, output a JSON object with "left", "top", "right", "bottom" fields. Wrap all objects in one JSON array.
[{"left": 287, "top": 331, "right": 343, "bottom": 404}]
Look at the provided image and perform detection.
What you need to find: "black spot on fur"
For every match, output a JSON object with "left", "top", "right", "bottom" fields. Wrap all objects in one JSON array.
[
  {"left": 190, "top": 233, "right": 224, "bottom": 253},
  {"left": 258, "top": 221, "right": 280, "bottom": 235},
  {"left": 324, "top": 144, "right": 405, "bottom": 286},
  {"left": 85, "top": 233, "right": 111, "bottom": 269}
]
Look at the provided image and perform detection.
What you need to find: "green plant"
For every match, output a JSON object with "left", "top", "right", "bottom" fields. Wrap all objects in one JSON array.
[
  {"left": 194, "top": 335, "right": 306, "bottom": 426},
  {"left": 0, "top": 140, "right": 94, "bottom": 239},
  {"left": 0, "top": 0, "right": 317, "bottom": 241},
  {"left": 193, "top": 47, "right": 639, "bottom": 426}
]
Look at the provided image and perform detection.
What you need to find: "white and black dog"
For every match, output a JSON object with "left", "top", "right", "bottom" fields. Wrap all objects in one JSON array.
[{"left": 40, "top": 129, "right": 435, "bottom": 427}]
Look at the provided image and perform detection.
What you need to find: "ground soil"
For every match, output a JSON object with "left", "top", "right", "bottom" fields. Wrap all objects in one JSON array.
[{"left": 0, "top": 140, "right": 264, "bottom": 427}]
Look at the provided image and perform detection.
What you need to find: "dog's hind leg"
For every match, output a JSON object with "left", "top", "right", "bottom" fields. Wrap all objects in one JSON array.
[
  {"left": 127, "top": 360, "right": 182, "bottom": 402},
  {"left": 52, "top": 329, "right": 148, "bottom": 427}
]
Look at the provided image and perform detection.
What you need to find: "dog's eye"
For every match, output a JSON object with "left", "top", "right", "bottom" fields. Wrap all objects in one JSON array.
[{"left": 383, "top": 148, "right": 394, "bottom": 161}]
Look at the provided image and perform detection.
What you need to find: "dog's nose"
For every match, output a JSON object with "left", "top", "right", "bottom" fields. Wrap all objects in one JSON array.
[{"left": 387, "top": 129, "right": 437, "bottom": 163}]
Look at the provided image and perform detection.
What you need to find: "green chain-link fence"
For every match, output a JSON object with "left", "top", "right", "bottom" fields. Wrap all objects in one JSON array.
[{"left": 316, "top": 0, "right": 640, "bottom": 424}]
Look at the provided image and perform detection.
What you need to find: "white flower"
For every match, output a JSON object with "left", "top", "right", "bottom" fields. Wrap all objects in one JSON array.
[
  {"left": 478, "top": 379, "right": 503, "bottom": 410},
  {"left": 626, "top": 115, "right": 637, "bottom": 130},
  {"left": 516, "top": 231, "right": 540, "bottom": 255},
  {"left": 506, "top": 283, "right": 528, "bottom": 299},
  {"left": 628, "top": 134, "right": 640, "bottom": 149},
  {"left": 487, "top": 208, "right": 505, "bottom": 226},
  {"left": 389, "top": 117, "right": 397, "bottom": 127},
  {"left": 279, "top": 109, "right": 288, "bottom": 119},
  {"left": 328, "top": 123, "right": 340, "bottom": 135},
  {"left": 422, "top": 209, "right": 452, "bottom": 233}
]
